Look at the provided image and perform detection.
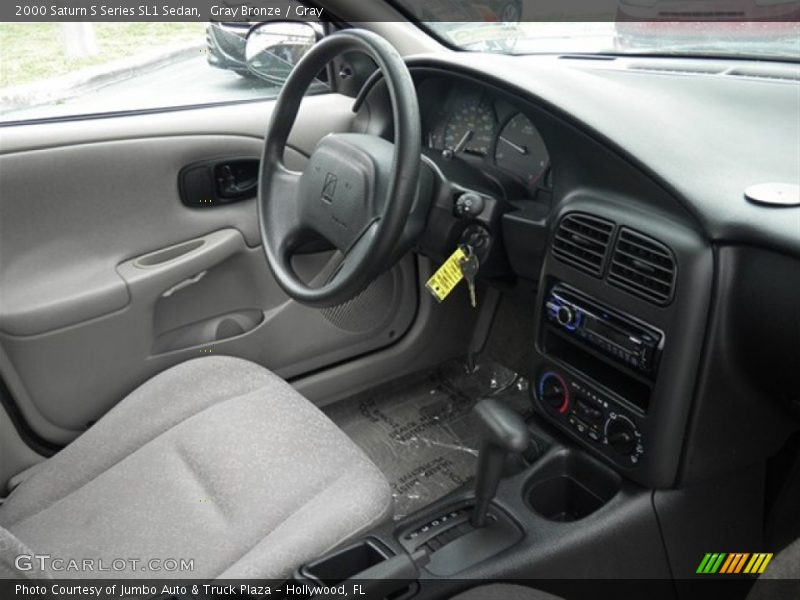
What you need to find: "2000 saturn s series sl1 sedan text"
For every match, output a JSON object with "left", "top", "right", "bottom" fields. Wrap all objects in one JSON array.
[{"left": 0, "top": 1, "right": 798, "bottom": 600}]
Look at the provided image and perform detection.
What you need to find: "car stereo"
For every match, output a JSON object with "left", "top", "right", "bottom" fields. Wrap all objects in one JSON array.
[{"left": 544, "top": 284, "right": 663, "bottom": 376}]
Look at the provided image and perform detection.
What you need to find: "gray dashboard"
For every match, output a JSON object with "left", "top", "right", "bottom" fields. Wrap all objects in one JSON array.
[
  {"left": 357, "top": 51, "right": 799, "bottom": 488},
  {"left": 404, "top": 52, "right": 800, "bottom": 257}
]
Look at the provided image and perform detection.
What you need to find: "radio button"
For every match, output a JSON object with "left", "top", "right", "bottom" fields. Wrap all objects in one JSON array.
[{"left": 556, "top": 306, "right": 577, "bottom": 327}]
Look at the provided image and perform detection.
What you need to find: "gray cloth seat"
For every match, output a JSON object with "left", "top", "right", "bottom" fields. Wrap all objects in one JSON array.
[
  {"left": 0, "top": 356, "right": 392, "bottom": 579},
  {"left": 747, "top": 536, "right": 800, "bottom": 600}
]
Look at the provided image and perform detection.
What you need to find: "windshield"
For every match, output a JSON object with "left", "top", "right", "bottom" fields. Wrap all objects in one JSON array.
[{"left": 393, "top": 1, "right": 800, "bottom": 61}]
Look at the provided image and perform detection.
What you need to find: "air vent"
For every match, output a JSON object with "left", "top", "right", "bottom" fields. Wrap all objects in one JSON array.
[
  {"left": 552, "top": 213, "right": 615, "bottom": 277},
  {"left": 609, "top": 228, "right": 676, "bottom": 305}
]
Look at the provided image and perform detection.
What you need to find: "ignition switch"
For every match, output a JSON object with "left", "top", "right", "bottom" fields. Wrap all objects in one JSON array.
[{"left": 459, "top": 224, "right": 491, "bottom": 256}]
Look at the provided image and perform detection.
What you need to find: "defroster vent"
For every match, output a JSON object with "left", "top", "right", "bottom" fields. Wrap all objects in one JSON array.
[{"left": 552, "top": 213, "right": 615, "bottom": 277}]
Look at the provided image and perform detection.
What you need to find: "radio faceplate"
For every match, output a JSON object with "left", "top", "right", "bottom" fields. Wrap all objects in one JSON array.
[{"left": 544, "top": 284, "right": 664, "bottom": 377}]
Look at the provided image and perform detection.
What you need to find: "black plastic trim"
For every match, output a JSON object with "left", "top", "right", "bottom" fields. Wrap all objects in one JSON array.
[{"left": 0, "top": 377, "right": 60, "bottom": 458}]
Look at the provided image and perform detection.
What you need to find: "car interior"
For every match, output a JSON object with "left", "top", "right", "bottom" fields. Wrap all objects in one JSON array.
[{"left": 0, "top": 2, "right": 799, "bottom": 600}]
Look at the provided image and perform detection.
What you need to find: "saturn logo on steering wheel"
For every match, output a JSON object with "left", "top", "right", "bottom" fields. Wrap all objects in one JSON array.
[{"left": 322, "top": 172, "right": 338, "bottom": 203}]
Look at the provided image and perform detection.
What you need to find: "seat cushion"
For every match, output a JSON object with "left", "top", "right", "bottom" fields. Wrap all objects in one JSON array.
[
  {"left": 0, "top": 356, "right": 392, "bottom": 579},
  {"left": 747, "top": 536, "right": 800, "bottom": 600}
]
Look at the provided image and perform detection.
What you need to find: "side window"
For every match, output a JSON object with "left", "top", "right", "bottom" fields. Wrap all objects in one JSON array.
[{"left": 0, "top": 21, "right": 326, "bottom": 123}]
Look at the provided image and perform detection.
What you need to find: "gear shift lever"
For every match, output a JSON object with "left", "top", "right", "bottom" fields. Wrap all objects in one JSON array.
[{"left": 470, "top": 398, "right": 530, "bottom": 528}]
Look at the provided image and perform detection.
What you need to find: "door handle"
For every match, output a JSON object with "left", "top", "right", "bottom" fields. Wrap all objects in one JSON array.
[
  {"left": 179, "top": 157, "right": 260, "bottom": 208},
  {"left": 214, "top": 161, "right": 259, "bottom": 200}
]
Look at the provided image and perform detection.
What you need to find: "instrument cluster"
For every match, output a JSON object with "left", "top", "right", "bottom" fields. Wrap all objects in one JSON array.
[{"left": 423, "top": 83, "right": 551, "bottom": 193}]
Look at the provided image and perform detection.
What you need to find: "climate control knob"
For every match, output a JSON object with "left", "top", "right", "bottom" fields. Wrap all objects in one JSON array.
[
  {"left": 538, "top": 372, "right": 569, "bottom": 414},
  {"left": 605, "top": 415, "right": 640, "bottom": 457}
]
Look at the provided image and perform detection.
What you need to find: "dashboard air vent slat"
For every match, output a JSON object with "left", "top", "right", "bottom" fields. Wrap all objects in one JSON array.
[
  {"left": 608, "top": 228, "right": 676, "bottom": 305},
  {"left": 726, "top": 66, "right": 800, "bottom": 83},
  {"left": 628, "top": 62, "right": 724, "bottom": 76},
  {"left": 552, "top": 213, "right": 615, "bottom": 277}
]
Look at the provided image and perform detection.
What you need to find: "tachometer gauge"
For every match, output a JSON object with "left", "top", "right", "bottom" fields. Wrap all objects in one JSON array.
[
  {"left": 494, "top": 113, "right": 550, "bottom": 188},
  {"left": 444, "top": 96, "right": 496, "bottom": 156}
]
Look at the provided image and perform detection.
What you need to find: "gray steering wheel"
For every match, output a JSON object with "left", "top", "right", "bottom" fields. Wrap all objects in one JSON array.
[{"left": 257, "top": 29, "right": 421, "bottom": 308}]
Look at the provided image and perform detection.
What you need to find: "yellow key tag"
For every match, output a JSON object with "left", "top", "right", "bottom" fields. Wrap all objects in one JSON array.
[{"left": 426, "top": 247, "right": 467, "bottom": 302}]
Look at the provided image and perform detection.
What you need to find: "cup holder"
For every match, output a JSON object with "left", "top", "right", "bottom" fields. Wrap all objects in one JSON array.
[
  {"left": 526, "top": 451, "right": 621, "bottom": 522},
  {"left": 295, "top": 538, "right": 417, "bottom": 600}
]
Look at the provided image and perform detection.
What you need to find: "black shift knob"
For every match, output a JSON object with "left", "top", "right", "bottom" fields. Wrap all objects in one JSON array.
[
  {"left": 474, "top": 398, "right": 530, "bottom": 453},
  {"left": 471, "top": 399, "right": 530, "bottom": 528}
]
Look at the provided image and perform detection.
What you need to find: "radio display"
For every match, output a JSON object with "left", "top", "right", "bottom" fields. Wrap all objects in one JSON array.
[{"left": 588, "top": 318, "right": 632, "bottom": 349}]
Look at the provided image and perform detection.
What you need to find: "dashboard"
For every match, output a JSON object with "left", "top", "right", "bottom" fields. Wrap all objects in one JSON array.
[{"left": 357, "top": 55, "right": 800, "bottom": 490}]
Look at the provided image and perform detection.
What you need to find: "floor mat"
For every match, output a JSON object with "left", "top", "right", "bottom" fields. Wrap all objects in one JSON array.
[{"left": 325, "top": 358, "right": 533, "bottom": 520}]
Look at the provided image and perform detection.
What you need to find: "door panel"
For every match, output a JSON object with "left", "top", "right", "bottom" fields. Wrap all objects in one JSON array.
[
  {"left": 0, "top": 94, "right": 419, "bottom": 444},
  {"left": 1, "top": 135, "right": 268, "bottom": 336}
]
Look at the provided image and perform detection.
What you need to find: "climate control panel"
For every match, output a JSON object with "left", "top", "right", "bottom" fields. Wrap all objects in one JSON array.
[{"left": 533, "top": 369, "right": 644, "bottom": 466}]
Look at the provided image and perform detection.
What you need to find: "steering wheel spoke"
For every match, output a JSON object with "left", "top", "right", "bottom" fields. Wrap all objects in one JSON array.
[{"left": 260, "top": 165, "right": 307, "bottom": 259}]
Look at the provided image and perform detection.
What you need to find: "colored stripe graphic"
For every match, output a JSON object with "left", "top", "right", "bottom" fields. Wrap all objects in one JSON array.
[
  {"left": 704, "top": 553, "right": 720, "bottom": 573},
  {"left": 744, "top": 554, "right": 760, "bottom": 574},
  {"left": 744, "top": 553, "right": 774, "bottom": 574},
  {"left": 733, "top": 552, "right": 750, "bottom": 573},
  {"left": 697, "top": 553, "right": 727, "bottom": 573},
  {"left": 698, "top": 552, "right": 774, "bottom": 574},
  {"left": 727, "top": 552, "right": 750, "bottom": 573},
  {"left": 719, "top": 554, "right": 736, "bottom": 573},
  {"left": 696, "top": 553, "right": 713, "bottom": 573},
  {"left": 758, "top": 553, "right": 773, "bottom": 573},
  {"left": 710, "top": 553, "right": 726, "bottom": 573}
]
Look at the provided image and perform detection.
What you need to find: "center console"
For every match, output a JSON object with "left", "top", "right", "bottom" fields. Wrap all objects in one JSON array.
[
  {"left": 292, "top": 419, "right": 654, "bottom": 597},
  {"left": 535, "top": 282, "right": 659, "bottom": 468},
  {"left": 529, "top": 198, "right": 713, "bottom": 488}
]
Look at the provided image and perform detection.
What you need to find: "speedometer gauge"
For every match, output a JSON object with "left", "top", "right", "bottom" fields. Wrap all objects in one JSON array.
[
  {"left": 494, "top": 113, "right": 550, "bottom": 188},
  {"left": 444, "top": 97, "right": 495, "bottom": 156}
]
